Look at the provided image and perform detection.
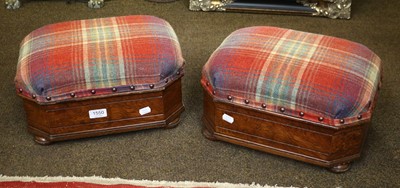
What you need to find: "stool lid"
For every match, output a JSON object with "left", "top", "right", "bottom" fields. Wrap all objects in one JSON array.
[
  {"left": 201, "top": 26, "right": 382, "bottom": 126},
  {"left": 15, "top": 15, "right": 184, "bottom": 104}
]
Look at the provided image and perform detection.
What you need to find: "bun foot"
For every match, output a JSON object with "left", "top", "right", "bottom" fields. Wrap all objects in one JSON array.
[
  {"left": 202, "top": 127, "right": 217, "bottom": 141},
  {"left": 329, "top": 162, "right": 351, "bottom": 173},
  {"left": 34, "top": 136, "right": 51, "bottom": 145},
  {"left": 165, "top": 117, "right": 181, "bottom": 129}
]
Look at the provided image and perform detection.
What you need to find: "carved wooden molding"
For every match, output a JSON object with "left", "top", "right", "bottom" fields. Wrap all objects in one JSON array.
[
  {"left": 189, "top": 0, "right": 234, "bottom": 11},
  {"left": 189, "top": 0, "right": 351, "bottom": 19},
  {"left": 5, "top": 0, "right": 20, "bottom": 9},
  {"left": 5, "top": 0, "right": 105, "bottom": 9},
  {"left": 297, "top": 0, "right": 351, "bottom": 19}
]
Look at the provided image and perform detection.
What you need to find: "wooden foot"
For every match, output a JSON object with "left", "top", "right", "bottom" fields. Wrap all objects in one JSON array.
[
  {"left": 202, "top": 127, "right": 217, "bottom": 141},
  {"left": 34, "top": 136, "right": 51, "bottom": 145},
  {"left": 329, "top": 162, "right": 351, "bottom": 173},
  {"left": 165, "top": 117, "right": 181, "bottom": 129}
]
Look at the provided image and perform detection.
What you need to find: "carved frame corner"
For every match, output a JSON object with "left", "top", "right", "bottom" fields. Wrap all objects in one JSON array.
[
  {"left": 297, "top": 0, "right": 352, "bottom": 19},
  {"left": 5, "top": 0, "right": 21, "bottom": 9},
  {"left": 189, "top": 0, "right": 233, "bottom": 12}
]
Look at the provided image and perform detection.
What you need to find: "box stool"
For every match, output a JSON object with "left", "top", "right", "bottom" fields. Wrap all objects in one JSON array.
[
  {"left": 15, "top": 15, "right": 185, "bottom": 145},
  {"left": 201, "top": 26, "right": 382, "bottom": 172}
]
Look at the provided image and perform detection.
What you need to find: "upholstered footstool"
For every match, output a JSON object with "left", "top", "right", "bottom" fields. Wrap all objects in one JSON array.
[
  {"left": 15, "top": 15, "right": 185, "bottom": 144},
  {"left": 201, "top": 26, "right": 382, "bottom": 172}
]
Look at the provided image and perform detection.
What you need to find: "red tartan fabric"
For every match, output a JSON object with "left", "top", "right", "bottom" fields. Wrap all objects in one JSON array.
[
  {"left": 201, "top": 27, "right": 382, "bottom": 126},
  {"left": 15, "top": 15, "right": 184, "bottom": 104}
]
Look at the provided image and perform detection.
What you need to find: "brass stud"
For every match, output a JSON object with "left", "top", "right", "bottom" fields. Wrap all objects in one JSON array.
[
  {"left": 318, "top": 117, "right": 324, "bottom": 122},
  {"left": 212, "top": 91, "right": 216, "bottom": 95},
  {"left": 149, "top": 84, "right": 154, "bottom": 89},
  {"left": 176, "top": 71, "right": 180, "bottom": 75},
  {"left": 130, "top": 85, "right": 135, "bottom": 90},
  {"left": 91, "top": 89, "right": 96, "bottom": 94},
  {"left": 18, "top": 88, "right": 23, "bottom": 93},
  {"left": 261, "top": 103, "right": 267, "bottom": 108},
  {"left": 206, "top": 82, "right": 210, "bottom": 86},
  {"left": 280, "top": 107, "right": 285, "bottom": 113},
  {"left": 227, "top": 95, "right": 233, "bottom": 100},
  {"left": 112, "top": 87, "right": 117, "bottom": 92},
  {"left": 244, "top": 99, "right": 250, "bottom": 104},
  {"left": 32, "top": 94, "right": 36, "bottom": 99},
  {"left": 299, "top": 112, "right": 305, "bottom": 117},
  {"left": 70, "top": 93, "right": 76, "bottom": 97},
  {"left": 357, "top": 115, "right": 362, "bottom": 120},
  {"left": 46, "top": 96, "right": 51, "bottom": 101},
  {"left": 339, "top": 119, "right": 345, "bottom": 124}
]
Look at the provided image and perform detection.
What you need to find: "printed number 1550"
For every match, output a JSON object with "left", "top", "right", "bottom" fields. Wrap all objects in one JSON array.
[{"left": 89, "top": 109, "right": 108, "bottom": 119}]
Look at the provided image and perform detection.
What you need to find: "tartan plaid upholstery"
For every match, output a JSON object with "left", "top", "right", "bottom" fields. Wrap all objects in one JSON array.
[
  {"left": 15, "top": 15, "right": 184, "bottom": 104},
  {"left": 201, "top": 27, "right": 382, "bottom": 126}
]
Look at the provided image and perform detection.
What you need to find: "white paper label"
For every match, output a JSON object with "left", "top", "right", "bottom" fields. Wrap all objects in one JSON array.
[
  {"left": 89, "top": 108, "right": 107, "bottom": 119},
  {"left": 222, "top": 114, "right": 234, "bottom": 124},
  {"left": 139, "top": 106, "right": 151, "bottom": 115}
]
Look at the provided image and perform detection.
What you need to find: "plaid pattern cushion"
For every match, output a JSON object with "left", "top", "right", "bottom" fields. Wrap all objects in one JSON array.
[
  {"left": 15, "top": 15, "right": 184, "bottom": 104},
  {"left": 201, "top": 27, "right": 382, "bottom": 126}
]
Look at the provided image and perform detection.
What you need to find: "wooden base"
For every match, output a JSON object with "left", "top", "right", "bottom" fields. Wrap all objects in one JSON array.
[
  {"left": 202, "top": 91, "right": 370, "bottom": 172},
  {"left": 23, "top": 78, "right": 184, "bottom": 145}
]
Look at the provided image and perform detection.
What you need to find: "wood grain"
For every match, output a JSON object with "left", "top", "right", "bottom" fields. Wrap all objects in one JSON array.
[
  {"left": 22, "top": 78, "right": 184, "bottom": 145},
  {"left": 202, "top": 90, "right": 370, "bottom": 173}
]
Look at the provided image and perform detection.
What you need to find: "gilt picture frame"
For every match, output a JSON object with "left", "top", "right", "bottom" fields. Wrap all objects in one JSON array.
[{"left": 189, "top": 0, "right": 351, "bottom": 19}]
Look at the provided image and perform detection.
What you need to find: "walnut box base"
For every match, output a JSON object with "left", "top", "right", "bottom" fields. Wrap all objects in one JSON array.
[
  {"left": 22, "top": 78, "right": 184, "bottom": 145},
  {"left": 202, "top": 91, "right": 369, "bottom": 173}
]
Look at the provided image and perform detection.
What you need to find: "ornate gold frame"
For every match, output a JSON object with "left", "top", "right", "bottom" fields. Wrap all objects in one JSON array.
[
  {"left": 5, "top": 0, "right": 105, "bottom": 9},
  {"left": 189, "top": 0, "right": 351, "bottom": 19}
]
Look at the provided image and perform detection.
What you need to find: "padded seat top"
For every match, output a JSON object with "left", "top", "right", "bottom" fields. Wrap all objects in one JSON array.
[
  {"left": 15, "top": 15, "right": 184, "bottom": 104},
  {"left": 201, "top": 26, "right": 382, "bottom": 126}
]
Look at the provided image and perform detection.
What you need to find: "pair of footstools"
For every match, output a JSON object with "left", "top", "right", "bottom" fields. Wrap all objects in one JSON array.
[{"left": 14, "top": 15, "right": 382, "bottom": 172}]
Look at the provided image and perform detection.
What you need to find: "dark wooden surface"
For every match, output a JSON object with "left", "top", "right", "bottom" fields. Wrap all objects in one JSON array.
[
  {"left": 202, "top": 91, "right": 370, "bottom": 173},
  {"left": 22, "top": 78, "right": 184, "bottom": 144}
]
